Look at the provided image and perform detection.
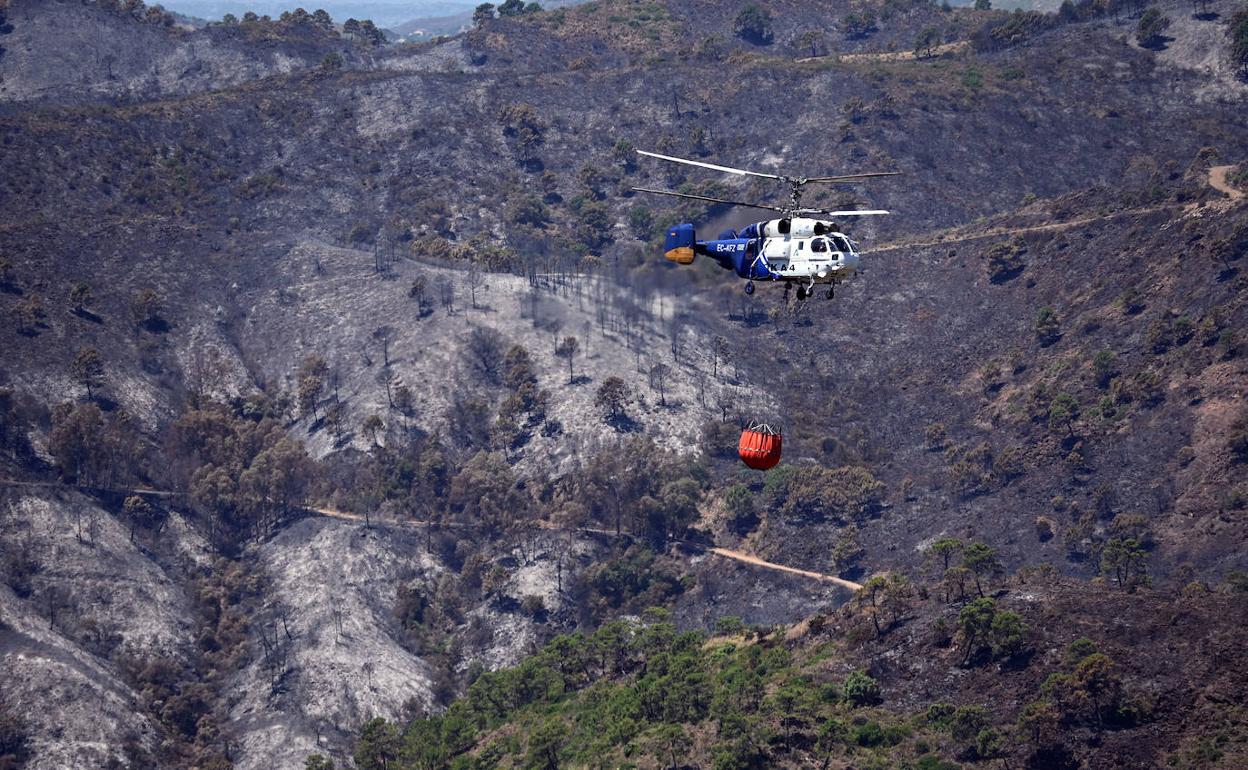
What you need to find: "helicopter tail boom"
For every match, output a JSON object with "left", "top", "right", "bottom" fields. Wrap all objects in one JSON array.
[{"left": 663, "top": 223, "right": 697, "bottom": 264}]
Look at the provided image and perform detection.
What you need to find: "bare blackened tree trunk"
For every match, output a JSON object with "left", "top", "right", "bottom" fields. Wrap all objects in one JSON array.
[
  {"left": 440, "top": 281, "right": 456, "bottom": 316},
  {"left": 468, "top": 262, "right": 485, "bottom": 309},
  {"left": 373, "top": 326, "right": 393, "bottom": 367}
]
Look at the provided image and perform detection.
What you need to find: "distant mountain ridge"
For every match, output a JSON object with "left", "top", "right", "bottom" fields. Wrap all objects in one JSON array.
[
  {"left": 158, "top": 0, "right": 475, "bottom": 27},
  {"left": 392, "top": 0, "right": 589, "bottom": 38}
]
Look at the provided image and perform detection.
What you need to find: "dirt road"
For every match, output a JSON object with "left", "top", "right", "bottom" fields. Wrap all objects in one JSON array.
[
  {"left": 870, "top": 203, "right": 1181, "bottom": 254},
  {"left": 873, "top": 164, "right": 1241, "bottom": 254},
  {"left": 310, "top": 503, "right": 864, "bottom": 592},
  {"left": 1208, "top": 164, "right": 1245, "bottom": 200},
  {"left": 0, "top": 476, "right": 868, "bottom": 591},
  {"left": 709, "top": 547, "right": 863, "bottom": 590},
  {"left": 796, "top": 41, "right": 968, "bottom": 65}
]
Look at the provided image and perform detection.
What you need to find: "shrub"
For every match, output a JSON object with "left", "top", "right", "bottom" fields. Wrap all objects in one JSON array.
[
  {"left": 1066, "top": 637, "right": 1098, "bottom": 664},
  {"left": 1117, "top": 286, "right": 1145, "bottom": 315},
  {"left": 1047, "top": 392, "right": 1079, "bottom": 436},
  {"left": 1173, "top": 315, "right": 1195, "bottom": 345},
  {"left": 843, "top": 11, "right": 876, "bottom": 38},
  {"left": 950, "top": 705, "right": 988, "bottom": 742},
  {"left": 520, "top": 594, "right": 545, "bottom": 617},
  {"left": 497, "top": 0, "right": 526, "bottom": 16},
  {"left": 853, "top": 720, "right": 886, "bottom": 747},
  {"left": 974, "top": 727, "right": 1003, "bottom": 759},
  {"left": 69, "top": 281, "right": 92, "bottom": 313},
  {"left": 842, "top": 670, "right": 881, "bottom": 706},
  {"left": 1147, "top": 315, "right": 1174, "bottom": 353},
  {"left": 733, "top": 5, "right": 774, "bottom": 44},
  {"left": 1216, "top": 329, "right": 1240, "bottom": 360},
  {"left": 1231, "top": 7, "right": 1248, "bottom": 74},
  {"left": 985, "top": 240, "right": 1025, "bottom": 281},
  {"left": 722, "top": 484, "right": 756, "bottom": 533},
  {"left": 1221, "top": 570, "right": 1248, "bottom": 593},
  {"left": 989, "top": 610, "right": 1028, "bottom": 658},
  {"left": 1034, "top": 515, "right": 1055, "bottom": 541},
  {"left": 394, "top": 585, "right": 428, "bottom": 630},
  {"left": 832, "top": 532, "right": 865, "bottom": 571},
  {"left": 971, "top": 11, "right": 1054, "bottom": 52},
  {"left": 1092, "top": 350, "right": 1117, "bottom": 387},
  {"left": 1100, "top": 538, "right": 1149, "bottom": 590},
  {"left": 130, "top": 288, "right": 164, "bottom": 329},
  {"left": 628, "top": 205, "right": 652, "bottom": 232},
  {"left": 926, "top": 702, "right": 956, "bottom": 726},
  {"left": 595, "top": 377, "right": 632, "bottom": 426},
  {"left": 1232, "top": 413, "right": 1248, "bottom": 463},
  {"left": 1136, "top": 8, "right": 1170, "bottom": 48},
  {"left": 1034, "top": 306, "right": 1061, "bottom": 345},
  {"left": 1131, "top": 370, "right": 1164, "bottom": 407},
  {"left": 768, "top": 466, "right": 885, "bottom": 523},
  {"left": 72, "top": 347, "right": 105, "bottom": 399},
  {"left": 992, "top": 446, "right": 1025, "bottom": 482},
  {"left": 914, "top": 26, "right": 941, "bottom": 57},
  {"left": 506, "top": 195, "right": 547, "bottom": 226}
]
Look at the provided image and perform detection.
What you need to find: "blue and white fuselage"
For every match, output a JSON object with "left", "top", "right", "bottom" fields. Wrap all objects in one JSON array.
[{"left": 663, "top": 217, "right": 862, "bottom": 295}]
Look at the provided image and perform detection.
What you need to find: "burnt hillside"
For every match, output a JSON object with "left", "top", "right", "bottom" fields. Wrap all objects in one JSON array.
[
  {"left": 0, "top": 0, "right": 1246, "bottom": 767},
  {"left": 2, "top": 0, "right": 1244, "bottom": 573}
]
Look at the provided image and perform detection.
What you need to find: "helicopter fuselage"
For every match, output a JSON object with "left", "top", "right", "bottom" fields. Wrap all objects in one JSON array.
[{"left": 664, "top": 217, "right": 862, "bottom": 287}]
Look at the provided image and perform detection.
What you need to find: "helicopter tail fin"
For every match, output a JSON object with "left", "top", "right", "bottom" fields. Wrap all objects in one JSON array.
[{"left": 663, "top": 223, "right": 696, "bottom": 265}]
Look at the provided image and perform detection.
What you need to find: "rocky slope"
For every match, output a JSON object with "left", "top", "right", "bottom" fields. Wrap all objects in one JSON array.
[{"left": 0, "top": 0, "right": 375, "bottom": 103}]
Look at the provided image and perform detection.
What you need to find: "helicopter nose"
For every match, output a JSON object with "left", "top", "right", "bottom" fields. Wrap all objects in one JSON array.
[{"left": 844, "top": 252, "right": 861, "bottom": 272}]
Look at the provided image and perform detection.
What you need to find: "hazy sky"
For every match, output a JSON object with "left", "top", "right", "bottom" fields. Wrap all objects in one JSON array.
[{"left": 158, "top": 0, "right": 476, "bottom": 27}]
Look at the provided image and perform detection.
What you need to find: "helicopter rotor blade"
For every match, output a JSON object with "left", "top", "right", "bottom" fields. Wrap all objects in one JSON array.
[
  {"left": 803, "top": 209, "right": 891, "bottom": 217},
  {"left": 638, "top": 149, "right": 900, "bottom": 186},
  {"left": 635, "top": 150, "right": 787, "bottom": 181},
  {"left": 802, "top": 172, "right": 902, "bottom": 183},
  {"left": 632, "top": 187, "right": 789, "bottom": 213}
]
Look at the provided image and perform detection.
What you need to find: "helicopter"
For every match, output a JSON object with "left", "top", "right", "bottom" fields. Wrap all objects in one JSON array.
[{"left": 633, "top": 150, "right": 898, "bottom": 299}]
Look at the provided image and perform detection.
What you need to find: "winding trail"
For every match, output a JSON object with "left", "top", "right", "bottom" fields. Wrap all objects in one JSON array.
[
  {"left": 708, "top": 547, "right": 862, "bottom": 591},
  {"left": 870, "top": 203, "right": 1181, "bottom": 253},
  {"left": 0, "top": 479, "right": 862, "bottom": 592},
  {"left": 872, "top": 164, "right": 1242, "bottom": 254},
  {"left": 1208, "top": 164, "right": 1245, "bottom": 200},
  {"left": 796, "top": 41, "right": 969, "bottom": 64},
  {"left": 308, "top": 505, "right": 862, "bottom": 591}
]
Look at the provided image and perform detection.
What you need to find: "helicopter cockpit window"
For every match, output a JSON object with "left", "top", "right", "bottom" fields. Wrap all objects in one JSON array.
[
  {"left": 832, "top": 235, "right": 852, "bottom": 252},
  {"left": 810, "top": 238, "right": 827, "bottom": 253}
]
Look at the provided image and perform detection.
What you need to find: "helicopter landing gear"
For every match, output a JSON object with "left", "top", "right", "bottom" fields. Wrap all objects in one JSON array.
[
  {"left": 825, "top": 283, "right": 835, "bottom": 300},
  {"left": 796, "top": 277, "right": 818, "bottom": 301},
  {"left": 744, "top": 281, "right": 755, "bottom": 296}
]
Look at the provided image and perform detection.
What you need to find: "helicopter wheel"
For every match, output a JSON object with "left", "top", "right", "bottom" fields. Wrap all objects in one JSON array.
[
  {"left": 744, "top": 281, "right": 755, "bottom": 296},
  {"left": 796, "top": 286, "right": 808, "bottom": 301},
  {"left": 825, "top": 285, "right": 835, "bottom": 300}
]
